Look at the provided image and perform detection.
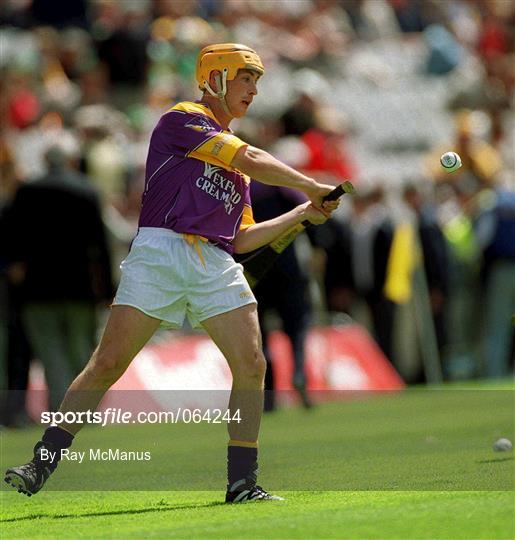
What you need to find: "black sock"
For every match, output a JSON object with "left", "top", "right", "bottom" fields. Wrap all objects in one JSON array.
[
  {"left": 227, "top": 443, "right": 258, "bottom": 488},
  {"left": 34, "top": 426, "right": 74, "bottom": 472}
]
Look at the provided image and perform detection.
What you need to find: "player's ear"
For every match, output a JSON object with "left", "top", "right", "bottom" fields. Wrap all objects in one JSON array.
[{"left": 209, "top": 70, "right": 221, "bottom": 92}]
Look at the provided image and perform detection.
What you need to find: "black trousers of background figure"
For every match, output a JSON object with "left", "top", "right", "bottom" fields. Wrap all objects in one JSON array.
[
  {"left": 255, "top": 268, "right": 311, "bottom": 412},
  {"left": 1, "top": 288, "right": 32, "bottom": 426},
  {"left": 365, "top": 295, "right": 396, "bottom": 369}
]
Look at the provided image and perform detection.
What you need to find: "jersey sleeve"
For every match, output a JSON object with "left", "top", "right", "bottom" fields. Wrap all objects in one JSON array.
[
  {"left": 239, "top": 204, "right": 256, "bottom": 231},
  {"left": 156, "top": 105, "right": 247, "bottom": 170},
  {"left": 189, "top": 131, "right": 246, "bottom": 168}
]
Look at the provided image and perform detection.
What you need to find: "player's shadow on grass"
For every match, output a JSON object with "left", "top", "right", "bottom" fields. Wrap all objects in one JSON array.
[
  {"left": 2, "top": 501, "right": 225, "bottom": 523},
  {"left": 476, "top": 457, "right": 514, "bottom": 464}
]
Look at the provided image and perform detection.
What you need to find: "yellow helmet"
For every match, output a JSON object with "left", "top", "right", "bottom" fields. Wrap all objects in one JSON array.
[{"left": 196, "top": 43, "right": 264, "bottom": 94}]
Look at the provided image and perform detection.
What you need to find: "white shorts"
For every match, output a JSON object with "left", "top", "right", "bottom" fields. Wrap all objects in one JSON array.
[{"left": 113, "top": 227, "right": 256, "bottom": 329}]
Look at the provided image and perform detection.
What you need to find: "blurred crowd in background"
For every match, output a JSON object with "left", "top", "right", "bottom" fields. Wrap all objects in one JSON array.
[{"left": 1, "top": 0, "right": 514, "bottom": 423}]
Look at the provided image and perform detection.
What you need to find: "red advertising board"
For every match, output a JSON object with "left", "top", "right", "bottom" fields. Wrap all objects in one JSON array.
[{"left": 27, "top": 324, "right": 404, "bottom": 417}]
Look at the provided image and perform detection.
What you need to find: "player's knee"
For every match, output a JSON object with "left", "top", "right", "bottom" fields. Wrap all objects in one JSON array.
[
  {"left": 87, "top": 347, "right": 128, "bottom": 386},
  {"left": 250, "top": 352, "right": 266, "bottom": 381},
  {"left": 233, "top": 349, "right": 266, "bottom": 384}
]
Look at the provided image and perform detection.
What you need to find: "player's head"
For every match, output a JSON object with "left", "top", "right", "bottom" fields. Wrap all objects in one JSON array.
[{"left": 196, "top": 43, "right": 264, "bottom": 117}]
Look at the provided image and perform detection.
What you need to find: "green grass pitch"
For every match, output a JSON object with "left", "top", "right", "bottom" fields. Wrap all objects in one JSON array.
[{"left": 1, "top": 383, "right": 514, "bottom": 538}]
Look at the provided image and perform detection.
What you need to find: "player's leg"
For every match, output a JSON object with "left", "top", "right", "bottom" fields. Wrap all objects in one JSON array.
[
  {"left": 202, "top": 303, "right": 265, "bottom": 441},
  {"left": 58, "top": 305, "right": 161, "bottom": 431},
  {"left": 201, "top": 303, "right": 283, "bottom": 502},
  {"left": 4, "top": 305, "right": 161, "bottom": 496}
]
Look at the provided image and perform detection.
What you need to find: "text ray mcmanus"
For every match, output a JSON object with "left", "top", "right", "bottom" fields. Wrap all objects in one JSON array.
[{"left": 39, "top": 448, "right": 152, "bottom": 464}]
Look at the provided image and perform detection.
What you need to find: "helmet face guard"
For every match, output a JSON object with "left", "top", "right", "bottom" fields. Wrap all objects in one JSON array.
[{"left": 196, "top": 43, "right": 264, "bottom": 102}]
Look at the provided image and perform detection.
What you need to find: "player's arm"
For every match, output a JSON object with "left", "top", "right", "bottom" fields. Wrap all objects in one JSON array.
[
  {"left": 233, "top": 202, "right": 329, "bottom": 254},
  {"left": 232, "top": 145, "right": 334, "bottom": 208}
]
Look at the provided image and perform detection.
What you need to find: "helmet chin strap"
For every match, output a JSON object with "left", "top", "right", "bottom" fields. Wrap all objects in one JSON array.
[{"left": 203, "top": 68, "right": 233, "bottom": 117}]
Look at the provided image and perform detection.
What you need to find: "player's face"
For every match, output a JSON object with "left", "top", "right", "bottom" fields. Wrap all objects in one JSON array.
[{"left": 226, "top": 69, "right": 259, "bottom": 118}]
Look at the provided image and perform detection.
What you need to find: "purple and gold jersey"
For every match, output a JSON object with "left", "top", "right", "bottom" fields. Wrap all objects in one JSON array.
[{"left": 139, "top": 101, "right": 255, "bottom": 254}]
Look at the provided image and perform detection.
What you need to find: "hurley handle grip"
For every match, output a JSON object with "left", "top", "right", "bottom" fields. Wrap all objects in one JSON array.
[
  {"left": 323, "top": 180, "right": 355, "bottom": 201},
  {"left": 301, "top": 181, "right": 355, "bottom": 226}
]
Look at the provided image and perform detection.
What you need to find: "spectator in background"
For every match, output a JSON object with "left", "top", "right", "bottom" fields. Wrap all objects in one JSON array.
[
  {"left": 424, "top": 23, "right": 463, "bottom": 75},
  {"left": 249, "top": 183, "right": 313, "bottom": 411},
  {"left": 473, "top": 184, "right": 515, "bottom": 378},
  {"left": 4, "top": 137, "right": 113, "bottom": 411},
  {"left": 312, "top": 216, "right": 352, "bottom": 315},
  {"left": 280, "top": 90, "right": 317, "bottom": 137},
  {"left": 278, "top": 77, "right": 355, "bottom": 185},
  {"left": 73, "top": 104, "right": 131, "bottom": 205},
  {"left": 439, "top": 175, "right": 484, "bottom": 378},
  {"left": 94, "top": 2, "right": 150, "bottom": 108},
  {"left": 477, "top": 2, "right": 510, "bottom": 62},
  {"left": 390, "top": 0, "right": 434, "bottom": 33},
  {"left": 27, "top": 0, "right": 88, "bottom": 29},
  {"left": 403, "top": 183, "right": 450, "bottom": 374},
  {"left": 343, "top": 0, "right": 401, "bottom": 40},
  {"left": 452, "top": 111, "right": 503, "bottom": 185},
  {"left": 0, "top": 140, "right": 32, "bottom": 427},
  {"left": 320, "top": 185, "right": 396, "bottom": 365},
  {"left": 348, "top": 186, "right": 396, "bottom": 363},
  {"left": 301, "top": 106, "right": 356, "bottom": 184}
]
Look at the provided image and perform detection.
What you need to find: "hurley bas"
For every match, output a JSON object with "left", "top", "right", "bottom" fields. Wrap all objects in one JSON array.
[{"left": 39, "top": 448, "right": 152, "bottom": 464}]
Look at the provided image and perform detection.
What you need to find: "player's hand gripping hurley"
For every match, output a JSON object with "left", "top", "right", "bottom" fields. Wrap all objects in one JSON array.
[{"left": 241, "top": 181, "right": 355, "bottom": 288}]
